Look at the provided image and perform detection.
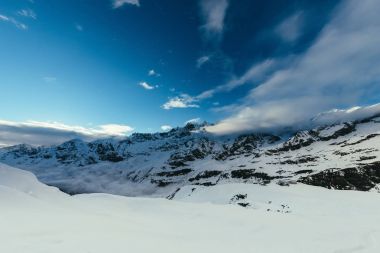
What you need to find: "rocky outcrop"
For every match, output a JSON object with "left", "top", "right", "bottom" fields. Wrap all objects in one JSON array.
[{"left": 299, "top": 162, "right": 380, "bottom": 191}]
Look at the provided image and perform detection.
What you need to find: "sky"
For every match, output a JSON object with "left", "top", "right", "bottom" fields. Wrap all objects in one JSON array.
[{"left": 0, "top": 0, "right": 380, "bottom": 146}]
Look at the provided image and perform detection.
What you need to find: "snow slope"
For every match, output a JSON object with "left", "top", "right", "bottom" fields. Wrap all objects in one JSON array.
[{"left": 1, "top": 163, "right": 380, "bottom": 253}]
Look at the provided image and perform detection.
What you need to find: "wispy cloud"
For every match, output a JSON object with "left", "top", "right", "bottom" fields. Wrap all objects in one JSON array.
[
  {"left": 162, "top": 58, "right": 280, "bottom": 109},
  {"left": 197, "top": 59, "right": 279, "bottom": 100},
  {"left": 275, "top": 11, "right": 304, "bottom": 42},
  {"left": 196, "top": 55, "right": 210, "bottom": 68},
  {"left": 17, "top": 9, "right": 37, "bottom": 20},
  {"left": 206, "top": 0, "right": 380, "bottom": 134},
  {"left": 0, "top": 120, "right": 134, "bottom": 147},
  {"left": 0, "top": 14, "right": 27, "bottom": 30},
  {"left": 148, "top": 69, "right": 160, "bottom": 77},
  {"left": 139, "top": 81, "right": 155, "bottom": 90},
  {"left": 0, "top": 15, "right": 9, "bottom": 21},
  {"left": 113, "top": 0, "right": 140, "bottom": 9},
  {"left": 199, "top": 0, "right": 229, "bottom": 40},
  {"left": 162, "top": 94, "right": 199, "bottom": 110}
]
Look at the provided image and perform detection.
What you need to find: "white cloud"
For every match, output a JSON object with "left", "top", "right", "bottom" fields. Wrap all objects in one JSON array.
[
  {"left": 113, "top": 0, "right": 140, "bottom": 8},
  {"left": 17, "top": 9, "right": 37, "bottom": 19},
  {"left": 275, "top": 11, "right": 304, "bottom": 42},
  {"left": 0, "top": 14, "right": 27, "bottom": 30},
  {"left": 184, "top": 118, "right": 201, "bottom": 125},
  {"left": 196, "top": 55, "right": 210, "bottom": 68},
  {"left": 148, "top": 69, "right": 160, "bottom": 77},
  {"left": 208, "top": 102, "right": 380, "bottom": 135},
  {"left": 199, "top": 0, "right": 229, "bottom": 39},
  {"left": 0, "top": 120, "right": 134, "bottom": 147},
  {"left": 206, "top": 0, "right": 380, "bottom": 134},
  {"left": 97, "top": 124, "right": 134, "bottom": 136},
  {"left": 139, "top": 81, "right": 155, "bottom": 90},
  {"left": 0, "top": 15, "right": 9, "bottom": 21},
  {"left": 162, "top": 94, "right": 199, "bottom": 110},
  {"left": 160, "top": 125, "right": 172, "bottom": 132}
]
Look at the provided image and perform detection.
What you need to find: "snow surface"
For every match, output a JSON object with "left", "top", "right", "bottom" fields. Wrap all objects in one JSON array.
[{"left": 1, "top": 163, "right": 380, "bottom": 253}]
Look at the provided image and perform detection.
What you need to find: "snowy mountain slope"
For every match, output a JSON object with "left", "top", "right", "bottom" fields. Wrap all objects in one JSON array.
[
  {"left": 0, "top": 163, "right": 66, "bottom": 201},
  {"left": 1, "top": 115, "right": 380, "bottom": 197},
  {"left": 1, "top": 163, "right": 380, "bottom": 253}
]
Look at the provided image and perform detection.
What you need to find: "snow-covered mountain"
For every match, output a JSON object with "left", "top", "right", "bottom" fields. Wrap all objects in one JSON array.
[{"left": 1, "top": 114, "right": 380, "bottom": 197}]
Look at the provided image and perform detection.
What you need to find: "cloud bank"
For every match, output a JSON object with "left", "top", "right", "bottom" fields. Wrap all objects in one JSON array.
[
  {"left": 0, "top": 120, "right": 134, "bottom": 147},
  {"left": 206, "top": 0, "right": 380, "bottom": 134}
]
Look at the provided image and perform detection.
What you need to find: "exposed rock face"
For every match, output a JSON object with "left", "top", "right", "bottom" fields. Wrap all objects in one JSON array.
[
  {"left": 1, "top": 118, "right": 380, "bottom": 197},
  {"left": 299, "top": 162, "right": 380, "bottom": 191}
]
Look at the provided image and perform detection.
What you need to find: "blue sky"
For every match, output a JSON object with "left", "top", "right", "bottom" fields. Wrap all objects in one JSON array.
[{"left": 1, "top": 0, "right": 380, "bottom": 145}]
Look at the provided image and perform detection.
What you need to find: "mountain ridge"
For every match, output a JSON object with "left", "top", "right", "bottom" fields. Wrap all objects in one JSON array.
[{"left": 1, "top": 114, "right": 380, "bottom": 197}]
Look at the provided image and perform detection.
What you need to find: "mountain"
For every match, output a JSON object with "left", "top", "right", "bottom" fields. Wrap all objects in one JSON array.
[{"left": 1, "top": 115, "right": 380, "bottom": 197}]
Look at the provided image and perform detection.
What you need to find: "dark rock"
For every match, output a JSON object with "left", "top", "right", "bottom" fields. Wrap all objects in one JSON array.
[
  {"left": 151, "top": 179, "right": 172, "bottom": 187},
  {"left": 156, "top": 168, "right": 193, "bottom": 177},
  {"left": 299, "top": 162, "right": 380, "bottom": 191},
  {"left": 168, "top": 160, "right": 187, "bottom": 168},
  {"left": 294, "top": 169, "right": 314, "bottom": 175},
  {"left": 230, "top": 194, "right": 247, "bottom": 202},
  {"left": 357, "top": 156, "right": 377, "bottom": 161},
  {"left": 342, "top": 134, "right": 380, "bottom": 147},
  {"left": 189, "top": 170, "right": 222, "bottom": 182},
  {"left": 194, "top": 182, "right": 216, "bottom": 186},
  {"left": 319, "top": 123, "right": 356, "bottom": 141},
  {"left": 230, "top": 169, "right": 279, "bottom": 184},
  {"left": 237, "top": 202, "right": 250, "bottom": 207}
]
